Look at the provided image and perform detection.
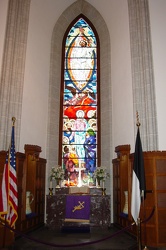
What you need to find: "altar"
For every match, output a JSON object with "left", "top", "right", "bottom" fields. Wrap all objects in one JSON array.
[{"left": 46, "top": 187, "right": 111, "bottom": 231}]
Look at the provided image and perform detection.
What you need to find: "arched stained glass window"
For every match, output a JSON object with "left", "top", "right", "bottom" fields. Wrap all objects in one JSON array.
[{"left": 61, "top": 16, "right": 99, "bottom": 187}]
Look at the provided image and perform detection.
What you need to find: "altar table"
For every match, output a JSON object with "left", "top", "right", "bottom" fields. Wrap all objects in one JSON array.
[{"left": 46, "top": 187, "right": 111, "bottom": 231}]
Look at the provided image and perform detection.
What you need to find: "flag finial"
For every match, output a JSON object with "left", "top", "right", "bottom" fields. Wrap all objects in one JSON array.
[
  {"left": 12, "top": 117, "right": 16, "bottom": 126},
  {"left": 136, "top": 111, "right": 141, "bottom": 127}
]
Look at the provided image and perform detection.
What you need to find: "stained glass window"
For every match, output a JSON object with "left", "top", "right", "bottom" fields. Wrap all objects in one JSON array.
[{"left": 61, "top": 17, "right": 98, "bottom": 187}]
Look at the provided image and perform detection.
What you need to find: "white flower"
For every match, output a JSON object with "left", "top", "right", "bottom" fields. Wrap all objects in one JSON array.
[
  {"left": 50, "top": 166, "right": 64, "bottom": 180},
  {"left": 93, "top": 167, "right": 110, "bottom": 181}
]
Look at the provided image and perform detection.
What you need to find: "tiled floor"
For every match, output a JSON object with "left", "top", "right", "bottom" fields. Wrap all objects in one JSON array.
[{"left": 6, "top": 224, "right": 138, "bottom": 250}]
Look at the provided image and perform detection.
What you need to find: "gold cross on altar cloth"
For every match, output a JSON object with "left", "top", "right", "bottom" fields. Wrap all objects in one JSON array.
[{"left": 72, "top": 201, "right": 85, "bottom": 212}]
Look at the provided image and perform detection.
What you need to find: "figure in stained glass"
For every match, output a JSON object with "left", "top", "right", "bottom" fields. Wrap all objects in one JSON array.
[
  {"left": 84, "top": 128, "right": 96, "bottom": 173},
  {"left": 69, "top": 110, "right": 88, "bottom": 159}
]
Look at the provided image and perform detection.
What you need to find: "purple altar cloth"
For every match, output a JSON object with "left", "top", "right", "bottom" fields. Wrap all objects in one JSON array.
[{"left": 65, "top": 195, "right": 90, "bottom": 220}]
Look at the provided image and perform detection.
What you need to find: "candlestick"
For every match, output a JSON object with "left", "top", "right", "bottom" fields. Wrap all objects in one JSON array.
[
  {"left": 49, "top": 188, "right": 53, "bottom": 196},
  {"left": 102, "top": 188, "right": 106, "bottom": 196}
]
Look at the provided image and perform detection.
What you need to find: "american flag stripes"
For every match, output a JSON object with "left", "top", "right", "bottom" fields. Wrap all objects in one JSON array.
[{"left": 0, "top": 123, "right": 18, "bottom": 228}]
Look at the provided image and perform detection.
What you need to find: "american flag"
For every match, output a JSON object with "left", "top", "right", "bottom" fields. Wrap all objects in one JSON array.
[{"left": 0, "top": 124, "right": 18, "bottom": 228}]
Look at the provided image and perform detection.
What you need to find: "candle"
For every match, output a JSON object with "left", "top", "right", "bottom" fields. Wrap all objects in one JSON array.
[{"left": 50, "top": 180, "right": 52, "bottom": 188}]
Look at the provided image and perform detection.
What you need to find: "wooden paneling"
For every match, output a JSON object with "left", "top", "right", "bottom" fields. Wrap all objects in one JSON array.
[
  {"left": 112, "top": 146, "right": 166, "bottom": 248},
  {"left": 0, "top": 145, "right": 46, "bottom": 248}
]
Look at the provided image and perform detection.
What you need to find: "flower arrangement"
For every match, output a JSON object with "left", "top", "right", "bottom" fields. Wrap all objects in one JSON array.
[
  {"left": 93, "top": 167, "right": 110, "bottom": 181},
  {"left": 50, "top": 166, "right": 64, "bottom": 181}
]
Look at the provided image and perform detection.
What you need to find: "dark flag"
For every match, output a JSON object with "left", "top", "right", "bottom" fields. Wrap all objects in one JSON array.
[
  {"left": 131, "top": 126, "right": 146, "bottom": 223},
  {"left": 0, "top": 120, "right": 18, "bottom": 228}
]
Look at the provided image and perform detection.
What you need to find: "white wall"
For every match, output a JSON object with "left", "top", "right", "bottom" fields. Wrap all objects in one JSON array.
[
  {"left": 99, "top": 0, "right": 134, "bottom": 155},
  {"left": 80, "top": 1, "right": 134, "bottom": 156},
  {"left": 1, "top": 0, "right": 166, "bottom": 157},
  {"left": 19, "top": 0, "right": 135, "bottom": 158},
  {"left": 149, "top": 0, "right": 166, "bottom": 150},
  {"left": 19, "top": 0, "right": 75, "bottom": 157}
]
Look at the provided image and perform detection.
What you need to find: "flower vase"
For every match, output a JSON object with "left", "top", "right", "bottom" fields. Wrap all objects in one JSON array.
[
  {"left": 56, "top": 179, "right": 61, "bottom": 188},
  {"left": 123, "top": 191, "right": 128, "bottom": 215}
]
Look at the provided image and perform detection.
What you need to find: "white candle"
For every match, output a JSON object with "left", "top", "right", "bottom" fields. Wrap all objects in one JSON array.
[
  {"left": 50, "top": 180, "right": 52, "bottom": 188},
  {"left": 102, "top": 180, "right": 105, "bottom": 189}
]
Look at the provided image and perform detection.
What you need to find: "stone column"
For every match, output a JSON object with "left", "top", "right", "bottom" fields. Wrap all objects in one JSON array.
[
  {"left": 128, "top": 0, "right": 158, "bottom": 151},
  {"left": 0, "top": 0, "right": 31, "bottom": 150}
]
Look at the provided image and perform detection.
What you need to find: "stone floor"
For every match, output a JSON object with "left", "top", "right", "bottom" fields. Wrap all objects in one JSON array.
[
  {"left": 4, "top": 224, "right": 166, "bottom": 250},
  {"left": 5, "top": 224, "right": 137, "bottom": 250}
]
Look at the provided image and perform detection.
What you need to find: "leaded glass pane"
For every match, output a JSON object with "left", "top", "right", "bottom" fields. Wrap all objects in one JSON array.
[{"left": 62, "top": 18, "right": 98, "bottom": 186}]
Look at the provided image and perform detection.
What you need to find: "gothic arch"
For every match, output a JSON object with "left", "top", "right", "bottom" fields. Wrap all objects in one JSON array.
[{"left": 46, "top": 0, "right": 112, "bottom": 180}]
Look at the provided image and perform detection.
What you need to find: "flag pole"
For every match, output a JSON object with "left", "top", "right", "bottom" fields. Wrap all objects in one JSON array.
[
  {"left": 12, "top": 116, "right": 16, "bottom": 126},
  {"left": 2, "top": 118, "right": 16, "bottom": 248},
  {"left": 137, "top": 218, "right": 141, "bottom": 250},
  {"left": 1, "top": 117, "right": 17, "bottom": 248},
  {"left": 2, "top": 215, "right": 7, "bottom": 248},
  {"left": 11, "top": 117, "right": 16, "bottom": 242},
  {"left": 142, "top": 192, "right": 149, "bottom": 250},
  {"left": 136, "top": 112, "right": 149, "bottom": 250},
  {"left": 136, "top": 112, "right": 142, "bottom": 250},
  {"left": 131, "top": 111, "right": 147, "bottom": 249},
  {"left": 136, "top": 111, "right": 140, "bottom": 127}
]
